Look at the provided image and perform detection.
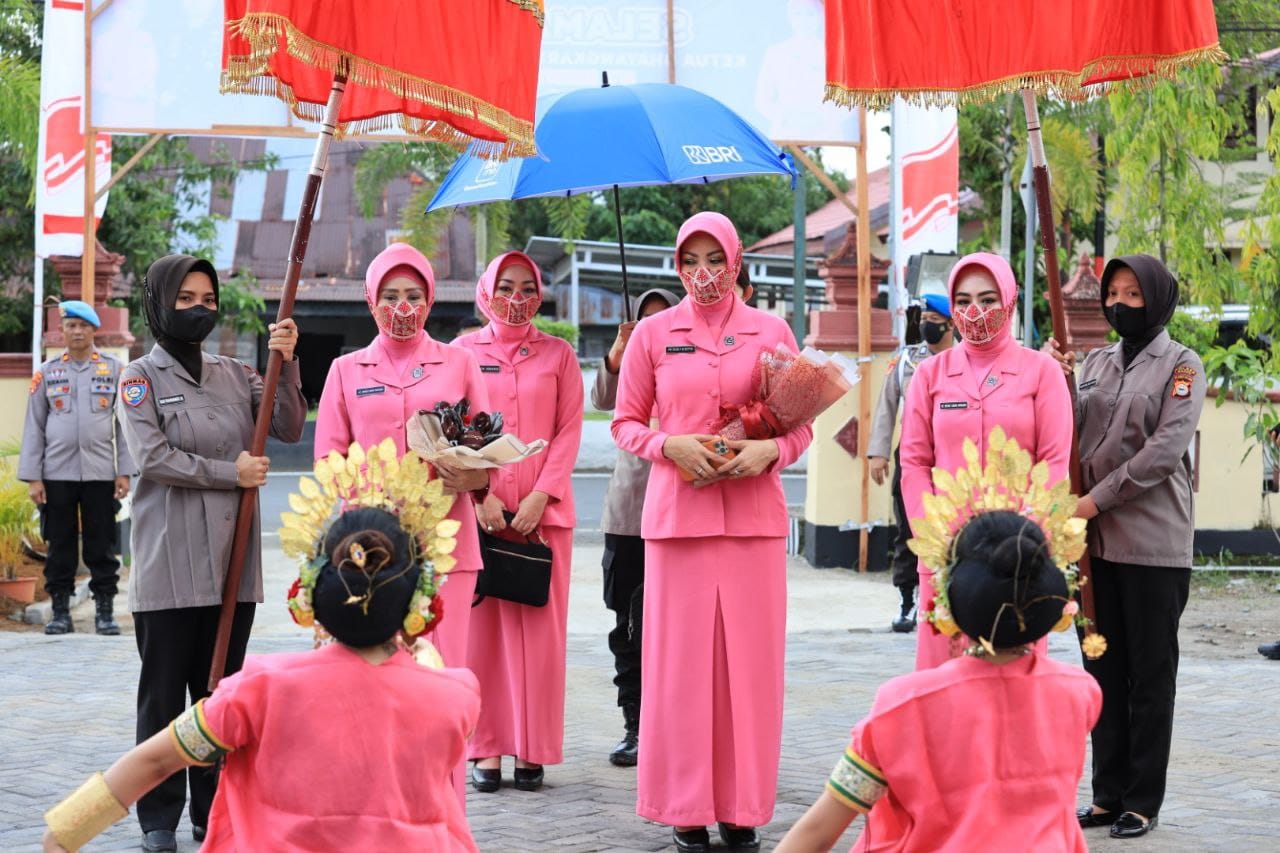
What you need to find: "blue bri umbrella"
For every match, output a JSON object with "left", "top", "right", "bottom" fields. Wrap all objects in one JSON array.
[{"left": 428, "top": 75, "right": 796, "bottom": 320}]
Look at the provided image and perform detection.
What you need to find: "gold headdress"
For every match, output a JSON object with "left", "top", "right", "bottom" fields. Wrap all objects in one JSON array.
[
  {"left": 279, "top": 439, "right": 461, "bottom": 644},
  {"left": 908, "top": 427, "right": 1105, "bottom": 659}
]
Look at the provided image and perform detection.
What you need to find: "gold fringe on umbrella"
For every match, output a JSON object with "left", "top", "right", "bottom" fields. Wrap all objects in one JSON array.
[
  {"left": 823, "top": 43, "right": 1229, "bottom": 110},
  {"left": 222, "top": 13, "right": 536, "bottom": 159},
  {"left": 506, "top": 0, "right": 545, "bottom": 27}
]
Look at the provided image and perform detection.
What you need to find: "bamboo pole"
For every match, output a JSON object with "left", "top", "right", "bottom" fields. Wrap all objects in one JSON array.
[
  {"left": 787, "top": 144, "right": 858, "bottom": 217},
  {"left": 81, "top": 1, "right": 96, "bottom": 304},
  {"left": 666, "top": 0, "right": 676, "bottom": 83},
  {"left": 208, "top": 71, "right": 349, "bottom": 690},
  {"left": 855, "top": 107, "right": 872, "bottom": 572},
  {"left": 1020, "top": 90, "right": 1098, "bottom": 636},
  {"left": 95, "top": 133, "right": 162, "bottom": 200}
]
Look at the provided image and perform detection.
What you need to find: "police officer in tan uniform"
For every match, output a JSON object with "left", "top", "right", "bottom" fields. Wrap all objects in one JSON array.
[
  {"left": 867, "top": 293, "right": 953, "bottom": 632},
  {"left": 1048, "top": 254, "right": 1206, "bottom": 841},
  {"left": 117, "top": 255, "right": 305, "bottom": 852},
  {"left": 19, "top": 300, "right": 134, "bottom": 635}
]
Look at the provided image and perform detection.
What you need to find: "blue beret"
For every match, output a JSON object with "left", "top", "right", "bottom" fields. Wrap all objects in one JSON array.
[
  {"left": 58, "top": 300, "right": 101, "bottom": 328},
  {"left": 922, "top": 293, "right": 951, "bottom": 319}
]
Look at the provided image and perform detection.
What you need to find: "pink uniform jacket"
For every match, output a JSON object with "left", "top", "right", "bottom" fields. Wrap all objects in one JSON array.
[
  {"left": 452, "top": 325, "right": 583, "bottom": 527},
  {"left": 313, "top": 333, "right": 491, "bottom": 574},
  {"left": 899, "top": 342, "right": 1073, "bottom": 533},
  {"left": 611, "top": 298, "right": 813, "bottom": 540}
]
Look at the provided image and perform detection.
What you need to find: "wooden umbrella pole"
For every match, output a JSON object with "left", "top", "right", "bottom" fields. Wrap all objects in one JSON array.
[
  {"left": 208, "top": 71, "right": 348, "bottom": 690},
  {"left": 1020, "top": 91, "right": 1098, "bottom": 632}
]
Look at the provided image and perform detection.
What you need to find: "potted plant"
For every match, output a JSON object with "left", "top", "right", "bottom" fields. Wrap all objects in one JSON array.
[{"left": 0, "top": 455, "right": 38, "bottom": 603}]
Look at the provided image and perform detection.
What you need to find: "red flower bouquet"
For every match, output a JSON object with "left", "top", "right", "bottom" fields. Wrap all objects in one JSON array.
[{"left": 712, "top": 345, "right": 860, "bottom": 440}]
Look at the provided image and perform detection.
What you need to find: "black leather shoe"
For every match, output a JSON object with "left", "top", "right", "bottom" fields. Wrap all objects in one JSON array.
[
  {"left": 890, "top": 586, "right": 916, "bottom": 633},
  {"left": 672, "top": 827, "right": 710, "bottom": 852},
  {"left": 1258, "top": 639, "right": 1280, "bottom": 660},
  {"left": 470, "top": 763, "right": 501, "bottom": 793},
  {"left": 1077, "top": 805, "right": 1119, "bottom": 827},
  {"left": 193, "top": 824, "right": 207, "bottom": 842},
  {"left": 1110, "top": 812, "right": 1157, "bottom": 838},
  {"left": 717, "top": 823, "right": 761, "bottom": 849},
  {"left": 513, "top": 765, "right": 544, "bottom": 791},
  {"left": 141, "top": 829, "right": 178, "bottom": 851}
]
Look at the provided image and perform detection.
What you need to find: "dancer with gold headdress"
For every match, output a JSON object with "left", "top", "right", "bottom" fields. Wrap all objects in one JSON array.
[
  {"left": 41, "top": 443, "right": 481, "bottom": 853},
  {"left": 776, "top": 430, "right": 1103, "bottom": 853}
]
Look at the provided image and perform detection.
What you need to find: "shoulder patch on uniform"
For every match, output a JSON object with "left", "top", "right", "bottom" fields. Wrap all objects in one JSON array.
[
  {"left": 121, "top": 376, "right": 150, "bottom": 407},
  {"left": 1171, "top": 365, "right": 1196, "bottom": 399},
  {"left": 28, "top": 371, "right": 42, "bottom": 395}
]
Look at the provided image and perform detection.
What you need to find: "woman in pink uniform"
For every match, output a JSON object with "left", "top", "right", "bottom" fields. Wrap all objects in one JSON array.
[
  {"left": 899, "top": 252, "right": 1072, "bottom": 670},
  {"left": 314, "top": 242, "right": 491, "bottom": 670},
  {"left": 776, "top": 511, "right": 1101, "bottom": 853},
  {"left": 453, "top": 251, "right": 584, "bottom": 793},
  {"left": 612, "top": 212, "right": 813, "bottom": 853}
]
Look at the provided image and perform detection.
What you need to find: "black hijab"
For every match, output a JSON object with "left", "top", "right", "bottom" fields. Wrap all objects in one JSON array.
[
  {"left": 143, "top": 254, "right": 220, "bottom": 382},
  {"left": 1100, "top": 254, "right": 1179, "bottom": 366}
]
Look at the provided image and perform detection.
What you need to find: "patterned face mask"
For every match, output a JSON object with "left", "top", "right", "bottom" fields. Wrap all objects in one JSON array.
[
  {"left": 488, "top": 291, "right": 541, "bottom": 325},
  {"left": 374, "top": 300, "right": 427, "bottom": 342},
  {"left": 953, "top": 302, "right": 1010, "bottom": 346},
  {"left": 680, "top": 266, "right": 735, "bottom": 306}
]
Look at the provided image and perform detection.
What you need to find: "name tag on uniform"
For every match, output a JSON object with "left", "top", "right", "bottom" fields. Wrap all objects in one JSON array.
[
  {"left": 939, "top": 401, "right": 968, "bottom": 410},
  {"left": 356, "top": 385, "right": 386, "bottom": 397},
  {"left": 158, "top": 394, "right": 186, "bottom": 406},
  {"left": 1079, "top": 379, "right": 1099, "bottom": 390},
  {"left": 665, "top": 345, "right": 696, "bottom": 354},
  {"left": 480, "top": 365, "right": 502, "bottom": 373}
]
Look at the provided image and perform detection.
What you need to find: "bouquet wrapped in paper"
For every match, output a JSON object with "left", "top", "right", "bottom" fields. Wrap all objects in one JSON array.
[
  {"left": 407, "top": 399, "right": 546, "bottom": 470},
  {"left": 712, "top": 345, "right": 860, "bottom": 440}
]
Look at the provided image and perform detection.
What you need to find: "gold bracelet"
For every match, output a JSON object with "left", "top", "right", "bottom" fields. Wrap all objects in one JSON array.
[{"left": 45, "top": 772, "right": 127, "bottom": 852}]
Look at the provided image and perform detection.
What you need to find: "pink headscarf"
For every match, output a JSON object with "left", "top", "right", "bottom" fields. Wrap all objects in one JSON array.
[
  {"left": 947, "top": 251, "right": 1018, "bottom": 349},
  {"left": 675, "top": 211, "right": 744, "bottom": 279},
  {"left": 364, "top": 242, "right": 436, "bottom": 311},
  {"left": 475, "top": 250, "right": 543, "bottom": 327}
]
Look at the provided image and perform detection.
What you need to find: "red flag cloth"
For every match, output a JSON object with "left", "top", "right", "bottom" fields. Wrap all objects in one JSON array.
[
  {"left": 222, "top": 0, "right": 543, "bottom": 156},
  {"left": 824, "top": 0, "right": 1225, "bottom": 108}
]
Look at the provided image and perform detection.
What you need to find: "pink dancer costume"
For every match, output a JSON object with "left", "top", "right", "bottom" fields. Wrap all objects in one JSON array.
[
  {"left": 899, "top": 253, "right": 1072, "bottom": 669},
  {"left": 453, "top": 251, "right": 584, "bottom": 766},
  {"left": 612, "top": 212, "right": 813, "bottom": 829}
]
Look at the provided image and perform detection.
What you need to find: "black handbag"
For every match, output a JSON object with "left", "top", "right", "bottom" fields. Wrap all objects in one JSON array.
[{"left": 474, "top": 512, "right": 553, "bottom": 607}]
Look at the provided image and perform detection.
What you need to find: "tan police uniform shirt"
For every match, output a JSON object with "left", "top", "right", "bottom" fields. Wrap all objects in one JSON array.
[
  {"left": 593, "top": 362, "right": 651, "bottom": 537},
  {"left": 1076, "top": 331, "right": 1206, "bottom": 568},
  {"left": 18, "top": 349, "right": 136, "bottom": 482},
  {"left": 117, "top": 345, "right": 306, "bottom": 612},
  {"left": 868, "top": 343, "right": 934, "bottom": 460}
]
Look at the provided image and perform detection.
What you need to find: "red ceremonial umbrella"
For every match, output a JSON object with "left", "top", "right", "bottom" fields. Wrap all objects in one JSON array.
[
  {"left": 208, "top": 0, "right": 544, "bottom": 688},
  {"left": 823, "top": 0, "right": 1225, "bottom": 651}
]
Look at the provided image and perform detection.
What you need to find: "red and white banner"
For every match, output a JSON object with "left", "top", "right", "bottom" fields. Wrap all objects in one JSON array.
[
  {"left": 35, "top": 0, "right": 111, "bottom": 258},
  {"left": 888, "top": 99, "right": 958, "bottom": 337}
]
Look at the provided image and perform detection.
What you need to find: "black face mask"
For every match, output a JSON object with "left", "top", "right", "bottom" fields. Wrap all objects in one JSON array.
[
  {"left": 1104, "top": 303, "right": 1147, "bottom": 340},
  {"left": 168, "top": 305, "right": 219, "bottom": 343},
  {"left": 920, "top": 320, "right": 950, "bottom": 346}
]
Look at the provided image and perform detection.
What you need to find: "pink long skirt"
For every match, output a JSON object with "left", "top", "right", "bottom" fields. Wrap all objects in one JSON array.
[
  {"left": 915, "top": 567, "right": 1048, "bottom": 669},
  {"left": 432, "top": 568, "right": 478, "bottom": 805},
  {"left": 466, "top": 525, "right": 573, "bottom": 765},
  {"left": 638, "top": 536, "right": 787, "bottom": 828}
]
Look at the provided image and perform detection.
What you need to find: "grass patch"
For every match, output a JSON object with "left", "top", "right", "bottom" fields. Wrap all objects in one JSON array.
[
  {"left": 1193, "top": 548, "right": 1279, "bottom": 567},
  {"left": 584, "top": 411, "right": 613, "bottom": 421}
]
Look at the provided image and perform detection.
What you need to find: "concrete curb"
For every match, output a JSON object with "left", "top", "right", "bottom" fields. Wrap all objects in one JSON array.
[{"left": 23, "top": 577, "right": 90, "bottom": 626}]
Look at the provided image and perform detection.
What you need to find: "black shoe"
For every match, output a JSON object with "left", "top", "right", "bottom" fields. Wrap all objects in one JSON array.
[
  {"left": 94, "top": 596, "right": 121, "bottom": 635},
  {"left": 717, "top": 823, "right": 761, "bottom": 849},
  {"left": 672, "top": 827, "right": 710, "bottom": 852},
  {"left": 890, "top": 585, "right": 917, "bottom": 633},
  {"left": 610, "top": 703, "right": 639, "bottom": 766},
  {"left": 1110, "top": 813, "right": 1157, "bottom": 838},
  {"left": 1077, "top": 805, "right": 1119, "bottom": 827},
  {"left": 470, "top": 763, "right": 501, "bottom": 793},
  {"left": 45, "top": 593, "right": 73, "bottom": 635},
  {"left": 1258, "top": 640, "right": 1280, "bottom": 660},
  {"left": 513, "top": 765, "right": 544, "bottom": 791},
  {"left": 193, "top": 825, "right": 207, "bottom": 842},
  {"left": 141, "top": 829, "right": 178, "bottom": 851}
]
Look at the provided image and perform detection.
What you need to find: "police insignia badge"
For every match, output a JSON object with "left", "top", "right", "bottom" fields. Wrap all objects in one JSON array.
[
  {"left": 28, "top": 371, "right": 42, "bottom": 395},
  {"left": 122, "top": 377, "right": 150, "bottom": 407},
  {"left": 1171, "top": 365, "right": 1196, "bottom": 399}
]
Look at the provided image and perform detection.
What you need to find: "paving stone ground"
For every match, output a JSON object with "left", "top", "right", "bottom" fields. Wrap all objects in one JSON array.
[{"left": 2, "top": 540, "right": 1278, "bottom": 852}]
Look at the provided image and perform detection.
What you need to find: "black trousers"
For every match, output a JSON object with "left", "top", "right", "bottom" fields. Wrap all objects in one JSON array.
[
  {"left": 602, "top": 533, "right": 645, "bottom": 709},
  {"left": 40, "top": 480, "right": 120, "bottom": 599},
  {"left": 1083, "top": 558, "right": 1190, "bottom": 818},
  {"left": 889, "top": 447, "right": 918, "bottom": 590},
  {"left": 134, "top": 603, "right": 255, "bottom": 833}
]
